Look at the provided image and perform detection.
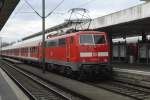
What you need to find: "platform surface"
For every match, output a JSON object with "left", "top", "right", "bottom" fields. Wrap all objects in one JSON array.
[
  {"left": 112, "top": 63, "right": 150, "bottom": 73},
  {"left": 112, "top": 63, "right": 150, "bottom": 90},
  {"left": 113, "top": 63, "right": 150, "bottom": 77},
  {"left": 0, "top": 69, "right": 19, "bottom": 100},
  {"left": 3, "top": 58, "right": 22, "bottom": 64},
  {"left": 0, "top": 67, "right": 29, "bottom": 100}
]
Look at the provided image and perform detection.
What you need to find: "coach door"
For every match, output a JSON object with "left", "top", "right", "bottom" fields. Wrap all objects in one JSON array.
[
  {"left": 28, "top": 48, "right": 30, "bottom": 57},
  {"left": 66, "top": 37, "right": 71, "bottom": 62}
]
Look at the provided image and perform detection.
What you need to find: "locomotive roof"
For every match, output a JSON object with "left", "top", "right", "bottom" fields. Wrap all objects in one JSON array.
[{"left": 46, "top": 31, "right": 104, "bottom": 41}]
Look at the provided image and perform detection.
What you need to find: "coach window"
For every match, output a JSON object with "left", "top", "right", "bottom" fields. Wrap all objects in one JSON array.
[
  {"left": 26, "top": 48, "right": 28, "bottom": 53},
  {"left": 48, "top": 40, "right": 58, "bottom": 47},
  {"left": 22, "top": 48, "right": 24, "bottom": 53},
  {"left": 31, "top": 48, "right": 33, "bottom": 53},
  {"left": 32, "top": 47, "right": 34, "bottom": 53},
  {"left": 30, "top": 48, "right": 32, "bottom": 53},
  {"left": 59, "top": 38, "right": 66, "bottom": 46},
  {"left": 30, "top": 48, "right": 31, "bottom": 53},
  {"left": 33, "top": 47, "right": 37, "bottom": 54},
  {"left": 34, "top": 47, "right": 36, "bottom": 53},
  {"left": 33, "top": 48, "right": 34, "bottom": 53},
  {"left": 31, "top": 47, "right": 33, "bottom": 53},
  {"left": 35, "top": 47, "right": 38, "bottom": 54},
  {"left": 27, "top": 48, "right": 29, "bottom": 53},
  {"left": 47, "top": 41, "right": 50, "bottom": 47},
  {"left": 33, "top": 47, "right": 35, "bottom": 53},
  {"left": 48, "top": 41, "right": 53, "bottom": 47},
  {"left": 46, "top": 42, "right": 48, "bottom": 47},
  {"left": 47, "top": 41, "right": 51, "bottom": 47}
]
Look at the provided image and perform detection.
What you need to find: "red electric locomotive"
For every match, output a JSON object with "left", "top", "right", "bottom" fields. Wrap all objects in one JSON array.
[{"left": 1, "top": 31, "right": 112, "bottom": 79}]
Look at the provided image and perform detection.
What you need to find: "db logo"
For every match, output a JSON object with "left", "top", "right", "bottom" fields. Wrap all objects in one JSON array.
[{"left": 92, "top": 52, "right": 98, "bottom": 56}]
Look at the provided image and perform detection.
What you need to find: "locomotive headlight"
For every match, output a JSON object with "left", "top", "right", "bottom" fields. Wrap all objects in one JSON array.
[
  {"left": 80, "top": 52, "right": 92, "bottom": 57},
  {"left": 98, "top": 52, "right": 108, "bottom": 56},
  {"left": 104, "top": 58, "right": 108, "bottom": 62}
]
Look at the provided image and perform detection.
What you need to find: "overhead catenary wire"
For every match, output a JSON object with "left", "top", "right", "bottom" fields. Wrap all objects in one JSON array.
[
  {"left": 9, "top": 0, "right": 98, "bottom": 23},
  {"left": 45, "top": 0, "right": 65, "bottom": 18},
  {"left": 77, "top": 0, "right": 97, "bottom": 7},
  {"left": 12, "top": 0, "right": 95, "bottom": 34},
  {"left": 24, "top": 0, "right": 42, "bottom": 17},
  {"left": 23, "top": 0, "right": 65, "bottom": 18},
  {"left": 13, "top": 0, "right": 95, "bottom": 22},
  {"left": 10, "top": 1, "right": 27, "bottom": 19},
  {"left": 44, "top": 0, "right": 97, "bottom": 21}
]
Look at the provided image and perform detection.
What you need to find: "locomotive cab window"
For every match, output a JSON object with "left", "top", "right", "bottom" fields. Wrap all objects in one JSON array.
[
  {"left": 94, "top": 35, "right": 106, "bottom": 44},
  {"left": 80, "top": 34, "right": 106, "bottom": 45},
  {"left": 80, "top": 34, "right": 94, "bottom": 45}
]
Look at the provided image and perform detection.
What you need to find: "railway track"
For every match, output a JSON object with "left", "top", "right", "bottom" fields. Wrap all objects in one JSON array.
[
  {"left": 2, "top": 58, "right": 150, "bottom": 100},
  {"left": 0, "top": 60, "right": 83, "bottom": 100},
  {"left": 90, "top": 81, "right": 150, "bottom": 100}
]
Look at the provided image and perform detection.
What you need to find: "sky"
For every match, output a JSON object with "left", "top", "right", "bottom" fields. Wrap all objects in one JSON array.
[{"left": 0, "top": 0, "right": 145, "bottom": 43}]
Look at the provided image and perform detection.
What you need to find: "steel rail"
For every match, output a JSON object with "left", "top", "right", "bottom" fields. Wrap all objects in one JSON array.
[
  {"left": 89, "top": 81, "right": 150, "bottom": 100},
  {"left": 1, "top": 59, "right": 90, "bottom": 100},
  {"left": 0, "top": 61, "right": 71, "bottom": 100}
]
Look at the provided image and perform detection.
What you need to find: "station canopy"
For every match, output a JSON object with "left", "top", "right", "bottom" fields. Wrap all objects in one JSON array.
[
  {"left": 0, "top": 0, "right": 19, "bottom": 30},
  {"left": 140, "top": 0, "right": 150, "bottom": 1}
]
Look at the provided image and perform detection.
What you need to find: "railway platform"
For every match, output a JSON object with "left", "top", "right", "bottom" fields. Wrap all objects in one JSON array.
[
  {"left": 0, "top": 67, "right": 29, "bottom": 100},
  {"left": 112, "top": 63, "right": 150, "bottom": 72},
  {"left": 3, "top": 58, "right": 23, "bottom": 64},
  {"left": 112, "top": 63, "right": 150, "bottom": 88}
]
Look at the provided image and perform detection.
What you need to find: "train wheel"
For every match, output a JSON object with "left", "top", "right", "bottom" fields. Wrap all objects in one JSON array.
[
  {"left": 104, "top": 65, "right": 113, "bottom": 79},
  {"left": 59, "top": 66, "right": 65, "bottom": 74},
  {"left": 50, "top": 64, "right": 55, "bottom": 72},
  {"left": 47, "top": 64, "right": 51, "bottom": 71},
  {"left": 65, "top": 67, "right": 73, "bottom": 78},
  {"left": 78, "top": 70, "right": 86, "bottom": 81}
]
